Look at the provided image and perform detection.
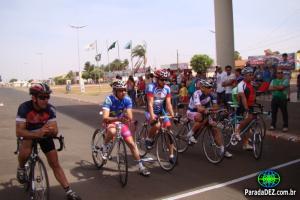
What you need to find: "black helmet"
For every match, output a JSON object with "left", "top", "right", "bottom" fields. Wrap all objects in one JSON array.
[{"left": 29, "top": 83, "right": 52, "bottom": 96}]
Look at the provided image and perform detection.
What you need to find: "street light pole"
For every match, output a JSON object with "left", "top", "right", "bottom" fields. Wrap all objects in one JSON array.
[{"left": 70, "top": 25, "right": 87, "bottom": 93}]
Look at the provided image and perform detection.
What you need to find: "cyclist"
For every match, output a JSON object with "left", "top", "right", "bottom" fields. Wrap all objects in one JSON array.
[
  {"left": 16, "top": 83, "right": 81, "bottom": 200},
  {"left": 144, "top": 69, "right": 176, "bottom": 164},
  {"left": 234, "top": 67, "right": 256, "bottom": 150},
  {"left": 101, "top": 80, "right": 150, "bottom": 176},
  {"left": 185, "top": 80, "right": 231, "bottom": 157}
]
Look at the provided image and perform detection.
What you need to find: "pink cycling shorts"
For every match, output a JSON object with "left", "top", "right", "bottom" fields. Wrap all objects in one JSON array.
[{"left": 107, "top": 122, "right": 132, "bottom": 140}]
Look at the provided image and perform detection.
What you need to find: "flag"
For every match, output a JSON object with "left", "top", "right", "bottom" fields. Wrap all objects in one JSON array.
[
  {"left": 85, "top": 41, "right": 96, "bottom": 51},
  {"left": 124, "top": 40, "right": 132, "bottom": 49},
  {"left": 108, "top": 41, "right": 116, "bottom": 51},
  {"left": 95, "top": 54, "right": 101, "bottom": 62}
]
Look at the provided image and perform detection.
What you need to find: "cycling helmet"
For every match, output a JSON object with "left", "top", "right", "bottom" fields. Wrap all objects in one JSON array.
[
  {"left": 154, "top": 69, "right": 169, "bottom": 79},
  {"left": 199, "top": 79, "right": 213, "bottom": 88},
  {"left": 29, "top": 83, "right": 52, "bottom": 96},
  {"left": 111, "top": 79, "right": 127, "bottom": 89},
  {"left": 241, "top": 67, "right": 254, "bottom": 75}
]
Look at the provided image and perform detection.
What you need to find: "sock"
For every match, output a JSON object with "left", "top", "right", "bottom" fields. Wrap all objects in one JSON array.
[
  {"left": 169, "top": 154, "right": 174, "bottom": 158},
  {"left": 146, "top": 137, "right": 153, "bottom": 142},
  {"left": 137, "top": 160, "right": 144, "bottom": 168},
  {"left": 187, "top": 130, "right": 194, "bottom": 138},
  {"left": 64, "top": 186, "right": 72, "bottom": 194}
]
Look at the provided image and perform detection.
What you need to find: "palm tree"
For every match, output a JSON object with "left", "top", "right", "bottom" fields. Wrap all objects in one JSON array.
[{"left": 131, "top": 44, "right": 147, "bottom": 74}]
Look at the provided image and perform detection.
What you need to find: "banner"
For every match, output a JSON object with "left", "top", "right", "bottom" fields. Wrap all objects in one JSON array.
[{"left": 248, "top": 53, "right": 295, "bottom": 69}]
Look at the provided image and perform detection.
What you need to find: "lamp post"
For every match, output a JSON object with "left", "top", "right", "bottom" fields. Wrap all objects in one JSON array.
[
  {"left": 36, "top": 52, "right": 44, "bottom": 81},
  {"left": 70, "top": 25, "right": 87, "bottom": 93}
]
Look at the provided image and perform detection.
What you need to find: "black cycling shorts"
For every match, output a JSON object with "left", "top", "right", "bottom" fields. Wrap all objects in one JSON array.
[{"left": 38, "top": 138, "right": 55, "bottom": 153}]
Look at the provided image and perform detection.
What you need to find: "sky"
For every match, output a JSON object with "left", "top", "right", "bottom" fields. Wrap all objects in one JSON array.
[{"left": 0, "top": 0, "right": 299, "bottom": 81}]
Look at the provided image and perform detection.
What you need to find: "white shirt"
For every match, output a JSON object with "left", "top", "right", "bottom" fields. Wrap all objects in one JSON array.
[
  {"left": 216, "top": 71, "right": 226, "bottom": 93},
  {"left": 223, "top": 73, "right": 236, "bottom": 94}
]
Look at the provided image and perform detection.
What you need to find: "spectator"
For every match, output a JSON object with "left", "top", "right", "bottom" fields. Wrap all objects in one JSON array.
[
  {"left": 222, "top": 65, "right": 235, "bottom": 105},
  {"left": 297, "top": 70, "right": 300, "bottom": 101},
  {"left": 179, "top": 82, "right": 189, "bottom": 104},
  {"left": 127, "top": 75, "right": 136, "bottom": 106},
  {"left": 187, "top": 71, "right": 202, "bottom": 98},
  {"left": 278, "top": 53, "right": 294, "bottom": 101},
  {"left": 216, "top": 66, "right": 226, "bottom": 105},
  {"left": 269, "top": 69, "right": 289, "bottom": 132},
  {"left": 170, "top": 79, "right": 180, "bottom": 112}
]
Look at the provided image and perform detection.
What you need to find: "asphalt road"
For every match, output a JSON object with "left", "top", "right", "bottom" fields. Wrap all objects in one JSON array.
[{"left": 0, "top": 88, "right": 299, "bottom": 200}]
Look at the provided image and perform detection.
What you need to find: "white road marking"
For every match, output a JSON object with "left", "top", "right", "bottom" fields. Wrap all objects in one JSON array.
[{"left": 163, "top": 158, "right": 300, "bottom": 200}]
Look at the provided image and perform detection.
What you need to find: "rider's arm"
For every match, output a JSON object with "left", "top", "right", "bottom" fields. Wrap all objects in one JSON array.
[
  {"left": 102, "top": 109, "right": 119, "bottom": 123},
  {"left": 239, "top": 92, "right": 249, "bottom": 110},
  {"left": 147, "top": 95, "right": 155, "bottom": 120},
  {"left": 165, "top": 96, "right": 174, "bottom": 117},
  {"left": 16, "top": 122, "right": 48, "bottom": 139}
]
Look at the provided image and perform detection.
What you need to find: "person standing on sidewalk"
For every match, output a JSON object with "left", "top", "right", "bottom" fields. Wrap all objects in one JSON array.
[
  {"left": 277, "top": 53, "right": 294, "bottom": 101},
  {"left": 216, "top": 66, "right": 226, "bottom": 105},
  {"left": 297, "top": 70, "right": 300, "bottom": 101},
  {"left": 269, "top": 69, "right": 289, "bottom": 132}
]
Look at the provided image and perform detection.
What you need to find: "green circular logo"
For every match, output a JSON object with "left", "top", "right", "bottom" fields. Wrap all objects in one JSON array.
[{"left": 257, "top": 170, "right": 281, "bottom": 188}]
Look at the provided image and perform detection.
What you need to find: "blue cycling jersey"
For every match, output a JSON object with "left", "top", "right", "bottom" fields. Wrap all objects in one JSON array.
[
  {"left": 146, "top": 83, "right": 171, "bottom": 114},
  {"left": 102, "top": 95, "right": 133, "bottom": 117}
]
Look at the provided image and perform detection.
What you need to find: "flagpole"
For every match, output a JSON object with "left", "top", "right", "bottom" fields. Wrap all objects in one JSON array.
[
  {"left": 106, "top": 40, "right": 110, "bottom": 73},
  {"left": 95, "top": 40, "right": 101, "bottom": 86},
  {"left": 117, "top": 40, "right": 120, "bottom": 60},
  {"left": 131, "top": 41, "right": 133, "bottom": 75}
]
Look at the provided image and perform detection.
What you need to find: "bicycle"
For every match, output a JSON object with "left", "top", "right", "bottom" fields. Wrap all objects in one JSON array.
[
  {"left": 14, "top": 135, "right": 64, "bottom": 200},
  {"left": 135, "top": 115, "right": 178, "bottom": 171},
  {"left": 220, "top": 104, "right": 264, "bottom": 159},
  {"left": 172, "top": 109, "right": 226, "bottom": 164},
  {"left": 91, "top": 121, "right": 128, "bottom": 187}
]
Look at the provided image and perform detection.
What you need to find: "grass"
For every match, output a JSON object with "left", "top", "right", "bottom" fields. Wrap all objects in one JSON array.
[{"left": 52, "top": 84, "right": 111, "bottom": 96}]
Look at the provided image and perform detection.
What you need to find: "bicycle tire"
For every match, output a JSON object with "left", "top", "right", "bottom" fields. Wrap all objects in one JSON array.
[
  {"left": 257, "top": 114, "right": 266, "bottom": 138},
  {"left": 117, "top": 139, "right": 128, "bottom": 187},
  {"left": 91, "top": 128, "right": 106, "bottom": 169},
  {"left": 172, "top": 123, "right": 189, "bottom": 153},
  {"left": 219, "top": 118, "right": 234, "bottom": 148},
  {"left": 202, "top": 127, "right": 224, "bottom": 164},
  {"left": 135, "top": 124, "right": 148, "bottom": 157},
  {"left": 30, "top": 157, "right": 50, "bottom": 200},
  {"left": 252, "top": 122, "right": 263, "bottom": 160},
  {"left": 156, "top": 130, "right": 178, "bottom": 171}
]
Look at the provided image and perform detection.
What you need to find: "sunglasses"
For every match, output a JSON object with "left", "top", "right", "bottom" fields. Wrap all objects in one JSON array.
[{"left": 37, "top": 95, "right": 50, "bottom": 100}]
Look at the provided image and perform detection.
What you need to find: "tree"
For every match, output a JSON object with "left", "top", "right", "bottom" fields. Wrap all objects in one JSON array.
[
  {"left": 234, "top": 51, "right": 242, "bottom": 60},
  {"left": 190, "top": 54, "right": 213, "bottom": 73},
  {"left": 53, "top": 76, "right": 66, "bottom": 85},
  {"left": 9, "top": 78, "right": 18, "bottom": 83},
  {"left": 297, "top": 50, "right": 300, "bottom": 53},
  {"left": 131, "top": 44, "right": 147, "bottom": 73},
  {"left": 65, "top": 70, "right": 76, "bottom": 84}
]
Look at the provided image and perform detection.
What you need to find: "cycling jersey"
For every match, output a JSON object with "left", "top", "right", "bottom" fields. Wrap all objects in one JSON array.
[
  {"left": 102, "top": 95, "right": 132, "bottom": 117},
  {"left": 237, "top": 80, "right": 255, "bottom": 107},
  {"left": 102, "top": 95, "right": 133, "bottom": 139},
  {"left": 146, "top": 83, "right": 171, "bottom": 114},
  {"left": 16, "top": 100, "right": 56, "bottom": 131},
  {"left": 16, "top": 100, "right": 56, "bottom": 153},
  {"left": 188, "top": 90, "right": 217, "bottom": 112}
]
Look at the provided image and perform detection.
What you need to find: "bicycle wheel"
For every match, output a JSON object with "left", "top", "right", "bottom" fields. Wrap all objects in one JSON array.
[
  {"left": 29, "top": 157, "right": 49, "bottom": 200},
  {"left": 202, "top": 127, "right": 224, "bottom": 164},
  {"left": 91, "top": 128, "right": 106, "bottom": 169},
  {"left": 156, "top": 130, "right": 178, "bottom": 171},
  {"left": 117, "top": 139, "right": 128, "bottom": 187},
  {"left": 252, "top": 122, "right": 263, "bottom": 160},
  {"left": 135, "top": 124, "right": 148, "bottom": 157},
  {"left": 172, "top": 122, "right": 189, "bottom": 153},
  {"left": 219, "top": 118, "right": 233, "bottom": 148},
  {"left": 257, "top": 114, "right": 266, "bottom": 138}
]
